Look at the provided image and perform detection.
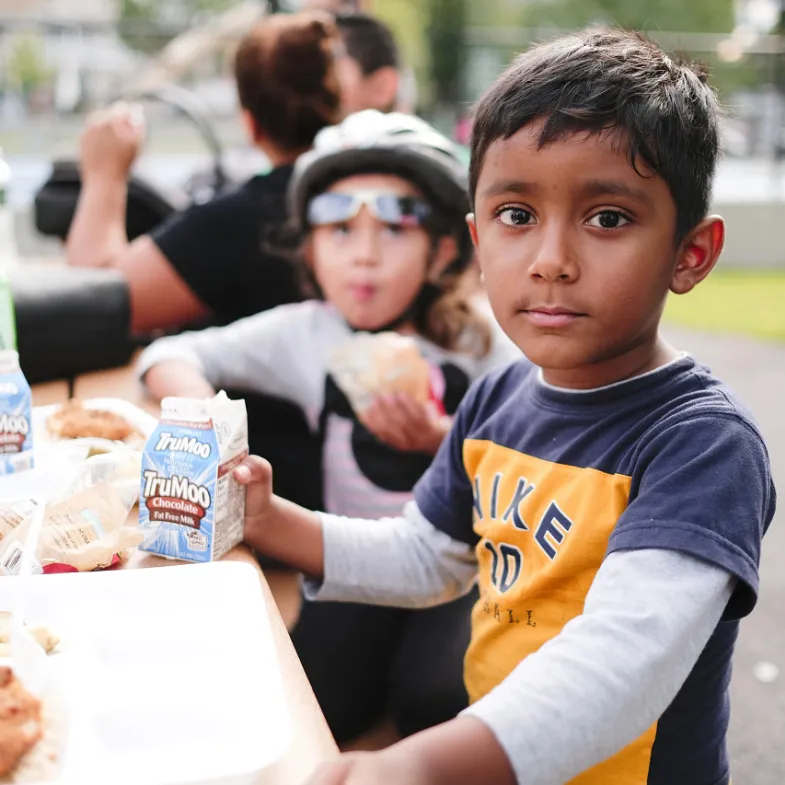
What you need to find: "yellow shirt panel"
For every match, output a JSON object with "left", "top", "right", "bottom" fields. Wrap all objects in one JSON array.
[{"left": 463, "top": 439, "right": 657, "bottom": 783}]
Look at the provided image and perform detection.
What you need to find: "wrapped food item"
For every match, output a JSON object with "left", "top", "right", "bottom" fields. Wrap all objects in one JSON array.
[
  {"left": 0, "top": 351, "right": 33, "bottom": 476},
  {"left": 36, "top": 483, "right": 141, "bottom": 572},
  {"left": 0, "top": 612, "right": 59, "bottom": 658},
  {"left": 0, "top": 483, "right": 141, "bottom": 575},
  {"left": 139, "top": 392, "right": 248, "bottom": 563},
  {"left": 0, "top": 501, "right": 38, "bottom": 547},
  {"left": 64, "top": 449, "right": 143, "bottom": 510},
  {"left": 327, "top": 332, "right": 444, "bottom": 415}
]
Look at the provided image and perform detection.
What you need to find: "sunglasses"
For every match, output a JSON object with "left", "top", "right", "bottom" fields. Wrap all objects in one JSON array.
[{"left": 306, "top": 190, "right": 432, "bottom": 228}]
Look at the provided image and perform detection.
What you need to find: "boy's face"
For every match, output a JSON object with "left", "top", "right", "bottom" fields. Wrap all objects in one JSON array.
[
  {"left": 308, "top": 173, "right": 439, "bottom": 331},
  {"left": 469, "top": 122, "right": 723, "bottom": 388},
  {"left": 336, "top": 57, "right": 400, "bottom": 116}
]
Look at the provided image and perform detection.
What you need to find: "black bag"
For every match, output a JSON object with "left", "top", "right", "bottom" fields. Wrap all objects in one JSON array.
[
  {"left": 34, "top": 159, "right": 179, "bottom": 242},
  {"left": 11, "top": 265, "right": 134, "bottom": 384}
]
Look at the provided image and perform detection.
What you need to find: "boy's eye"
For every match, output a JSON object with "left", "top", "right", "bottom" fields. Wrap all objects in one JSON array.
[
  {"left": 587, "top": 210, "right": 630, "bottom": 230},
  {"left": 497, "top": 207, "right": 534, "bottom": 227},
  {"left": 383, "top": 223, "right": 405, "bottom": 236}
]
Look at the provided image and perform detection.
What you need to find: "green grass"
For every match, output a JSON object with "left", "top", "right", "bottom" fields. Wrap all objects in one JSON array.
[{"left": 664, "top": 270, "right": 785, "bottom": 342}]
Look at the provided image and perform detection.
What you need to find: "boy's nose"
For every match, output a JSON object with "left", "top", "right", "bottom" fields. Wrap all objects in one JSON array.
[{"left": 527, "top": 225, "right": 579, "bottom": 282}]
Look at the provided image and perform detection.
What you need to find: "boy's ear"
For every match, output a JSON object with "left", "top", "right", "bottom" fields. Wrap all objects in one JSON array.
[
  {"left": 367, "top": 66, "right": 400, "bottom": 112},
  {"left": 466, "top": 213, "right": 479, "bottom": 248},
  {"left": 428, "top": 235, "right": 459, "bottom": 281},
  {"left": 670, "top": 216, "right": 725, "bottom": 295}
]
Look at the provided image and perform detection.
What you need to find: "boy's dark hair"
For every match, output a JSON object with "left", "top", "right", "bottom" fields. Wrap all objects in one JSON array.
[
  {"left": 470, "top": 28, "right": 721, "bottom": 241},
  {"left": 234, "top": 12, "right": 341, "bottom": 153},
  {"left": 335, "top": 12, "right": 400, "bottom": 75}
]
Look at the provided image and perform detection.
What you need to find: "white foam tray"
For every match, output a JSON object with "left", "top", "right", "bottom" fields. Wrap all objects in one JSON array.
[
  {"left": 0, "top": 399, "right": 158, "bottom": 504},
  {"left": 0, "top": 561, "right": 292, "bottom": 785}
]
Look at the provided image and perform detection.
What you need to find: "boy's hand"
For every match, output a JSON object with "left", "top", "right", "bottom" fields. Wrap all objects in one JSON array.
[
  {"left": 360, "top": 394, "right": 451, "bottom": 455},
  {"left": 305, "top": 751, "right": 432, "bottom": 785},
  {"left": 307, "top": 718, "right": 515, "bottom": 785},
  {"left": 234, "top": 455, "right": 274, "bottom": 542},
  {"left": 234, "top": 455, "right": 325, "bottom": 577}
]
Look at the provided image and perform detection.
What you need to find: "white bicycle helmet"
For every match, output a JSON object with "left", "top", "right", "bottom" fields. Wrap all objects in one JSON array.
[{"left": 289, "top": 110, "right": 472, "bottom": 268}]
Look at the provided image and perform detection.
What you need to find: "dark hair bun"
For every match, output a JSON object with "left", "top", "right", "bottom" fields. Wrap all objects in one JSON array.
[
  {"left": 272, "top": 16, "right": 336, "bottom": 99},
  {"left": 234, "top": 11, "right": 342, "bottom": 153}
]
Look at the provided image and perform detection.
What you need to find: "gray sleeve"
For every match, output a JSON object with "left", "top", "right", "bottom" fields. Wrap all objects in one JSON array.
[
  {"left": 304, "top": 501, "right": 478, "bottom": 608},
  {"left": 135, "top": 302, "right": 326, "bottom": 413},
  {"left": 464, "top": 548, "right": 736, "bottom": 785}
]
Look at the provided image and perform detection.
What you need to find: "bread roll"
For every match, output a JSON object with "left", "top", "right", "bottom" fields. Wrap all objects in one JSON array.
[{"left": 328, "top": 332, "right": 432, "bottom": 414}]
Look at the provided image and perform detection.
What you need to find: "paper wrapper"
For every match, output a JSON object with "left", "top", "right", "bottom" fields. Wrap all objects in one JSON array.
[
  {"left": 0, "top": 483, "right": 142, "bottom": 576},
  {"left": 327, "top": 332, "right": 440, "bottom": 415}
]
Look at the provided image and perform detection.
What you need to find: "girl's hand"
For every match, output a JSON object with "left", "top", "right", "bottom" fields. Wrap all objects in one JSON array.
[{"left": 360, "top": 394, "right": 451, "bottom": 455}]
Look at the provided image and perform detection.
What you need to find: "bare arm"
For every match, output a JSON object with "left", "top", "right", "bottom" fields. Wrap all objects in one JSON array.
[
  {"left": 66, "top": 104, "right": 210, "bottom": 334},
  {"left": 66, "top": 104, "right": 143, "bottom": 271},
  {"left": 113, "top": 237, "right": 210, "bottom": 334},
  {"left": 67, "top": 174, "right": 129, "bottom": 270}
]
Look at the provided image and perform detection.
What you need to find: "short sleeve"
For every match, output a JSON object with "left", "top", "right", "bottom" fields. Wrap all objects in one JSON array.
[
  {"left": 609, "top": 413, "right": 775, "bottom": 619},
  {"left": 150, "top": 177, "right": 300, "bottom": 323},
  {"left": 414, "top": 374, "right": 487, "bottom": 546}
]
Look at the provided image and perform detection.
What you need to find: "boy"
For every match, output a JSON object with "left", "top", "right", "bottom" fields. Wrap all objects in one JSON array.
[
  {"left": 334, "top": 12, "right": 402, "bottom": 115},
  {"left": 236, "top": 28, "right": 775, "bottom": 785}
]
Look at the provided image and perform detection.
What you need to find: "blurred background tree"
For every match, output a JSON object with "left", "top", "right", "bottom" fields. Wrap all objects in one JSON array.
[
  {"left": 6, "top": 33, "right": 53, "bottom": 101},
  {"left": 426, "top": 0, "right": 466, "bottom": 115},
  {"left": 120, "top": 0, "right": 240, "bottom": 54},
  {"left": 522, "top": 0, "right": 734, "bottom": 32},
  {"left": 375, "top": 0, "right": 749, "bottom": 121}
]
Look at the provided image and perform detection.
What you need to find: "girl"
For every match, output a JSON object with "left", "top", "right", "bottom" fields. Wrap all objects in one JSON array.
[{"left": 137, "top": 110, "right": 519, "bottom": 744}]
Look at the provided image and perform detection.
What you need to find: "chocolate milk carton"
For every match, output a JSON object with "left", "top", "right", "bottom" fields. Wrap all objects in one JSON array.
[
  {"left": 139, "top": 392, "right": 248, "bottom": 562},
  {"left": 0, "top": 350, "right": 33, "bottom": 475}
]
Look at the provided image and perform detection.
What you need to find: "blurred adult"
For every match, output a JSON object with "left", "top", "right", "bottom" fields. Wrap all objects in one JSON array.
[
  {"left": 334, "top": 13, "right": 401, "bottom": 115},
  {"left": 66, "top": 11, "right": 342, "bottom": 334},
  {"left": 67, "top": 12, "right": 344, "bottom": 511}
]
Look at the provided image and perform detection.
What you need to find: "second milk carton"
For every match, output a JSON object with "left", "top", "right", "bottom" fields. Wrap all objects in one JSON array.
[
  {"left": 0, "top": 349, "right": 33, "bottom": 475},
  {"left": 139, "top": 392, "right": 248, "bottom": 562}
]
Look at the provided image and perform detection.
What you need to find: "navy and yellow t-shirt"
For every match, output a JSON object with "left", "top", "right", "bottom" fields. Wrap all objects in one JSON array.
[{"left": 415, "top": 355, "right": 775, "bottom": 785}]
